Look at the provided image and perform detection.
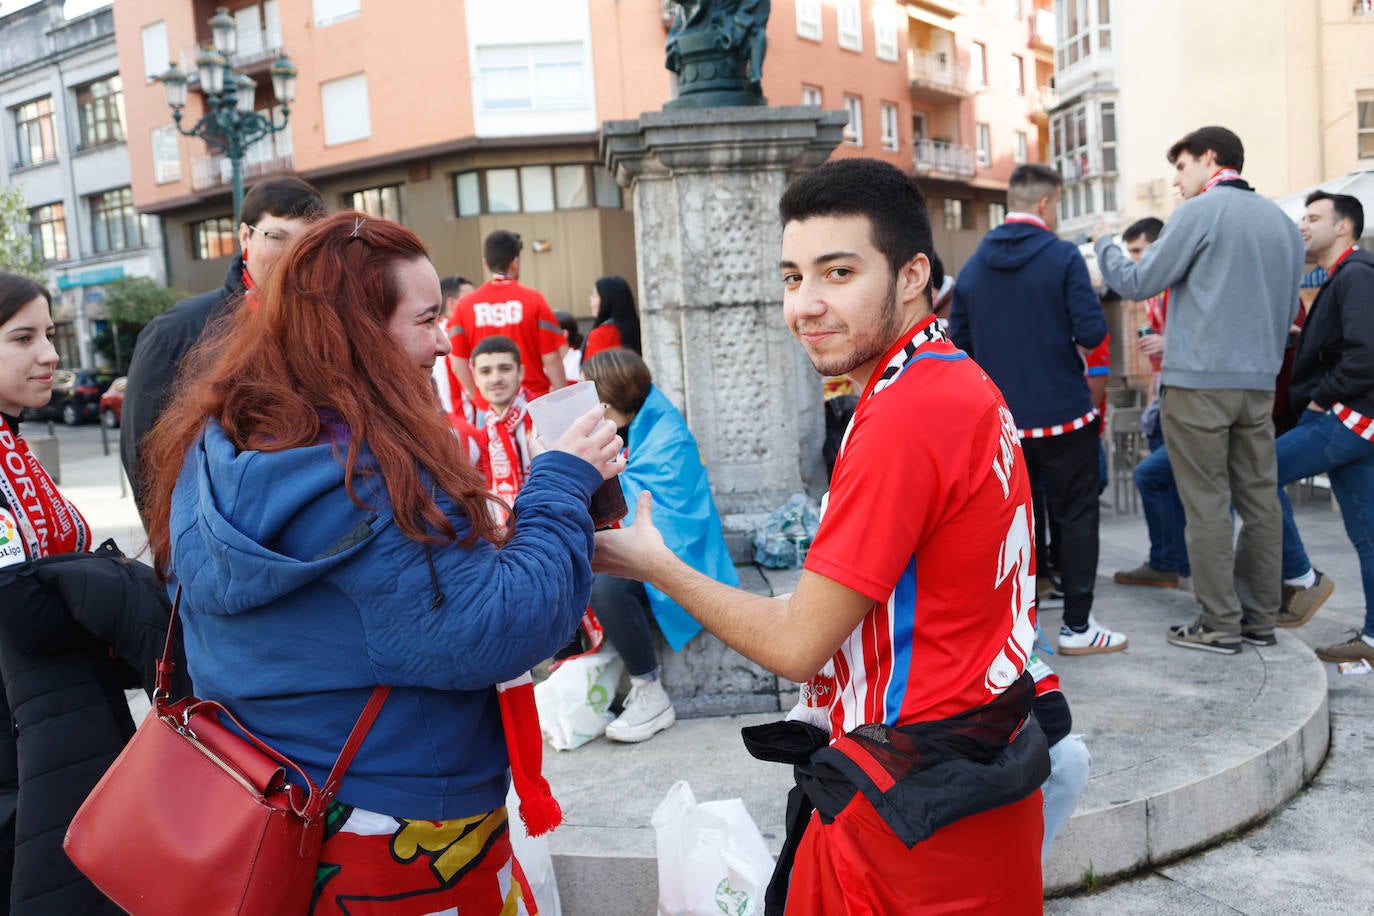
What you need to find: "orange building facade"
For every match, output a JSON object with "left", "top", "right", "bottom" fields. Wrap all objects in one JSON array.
[{"left": 112, "top": 0, "right": 1051, "bottom": 307}]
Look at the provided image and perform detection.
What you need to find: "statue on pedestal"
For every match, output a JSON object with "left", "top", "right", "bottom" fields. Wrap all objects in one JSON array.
[{"left": 664, "top": 0, "right": 770, "bottom": 109}]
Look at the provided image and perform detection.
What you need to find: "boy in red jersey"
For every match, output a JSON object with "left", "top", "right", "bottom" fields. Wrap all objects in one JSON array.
[{"left": 595, "top": 158, "right": 1048, "bottom": 914}]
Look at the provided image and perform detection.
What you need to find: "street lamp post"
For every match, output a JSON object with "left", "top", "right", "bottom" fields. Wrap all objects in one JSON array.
[{"left": 158, "top": 7, "right": 298, "bottom": 226}]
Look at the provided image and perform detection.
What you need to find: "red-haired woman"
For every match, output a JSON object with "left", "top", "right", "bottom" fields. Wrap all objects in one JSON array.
[{"left": 141, "top": 213, "right": 622, "bottom": 914}]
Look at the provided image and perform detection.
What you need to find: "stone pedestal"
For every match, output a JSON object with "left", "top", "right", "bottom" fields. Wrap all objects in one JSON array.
[{"left": 601, "top": 106, "right": 847, "bottom": 556}]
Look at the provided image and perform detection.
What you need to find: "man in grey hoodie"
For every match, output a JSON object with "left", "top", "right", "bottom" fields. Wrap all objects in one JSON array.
[{"left": 1095, "top": 126, "right": 1303, "bottom": 655}]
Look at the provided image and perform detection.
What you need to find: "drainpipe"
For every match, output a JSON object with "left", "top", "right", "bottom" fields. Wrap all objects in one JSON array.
[{"left": 55, "top": 55, "right": 94, "bottom": 368}]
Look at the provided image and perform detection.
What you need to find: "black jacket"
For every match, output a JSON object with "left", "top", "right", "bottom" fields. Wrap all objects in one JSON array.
[
  {"left": 120, "top": 257, "right": 245, "bottom": 512},
  {"left": 1290, "top": 249, "right": 1374, "bottom": 416},
  {"left": 0, "top": 543, "right": 189, "bottom": 914}
]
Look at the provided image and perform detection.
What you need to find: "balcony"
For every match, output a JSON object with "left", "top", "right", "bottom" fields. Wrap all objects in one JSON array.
[
  {"left": 180, "top": 26, "right": 284, "bottom": 85},
  {"left": 1030, "top": 84, "right": 1059, "bottom": 120},
  {"left": 908, "top": 49, "right": 970, "bottom": 101},
  {"left": 191, "top": 151, "right": 294, "bottom": 192},
  {"left": 914, "top": 139, "right": 975, "bottom": 179},
  {"left": 1029, "top": 8, "right": 1056, "bottom": 54}
]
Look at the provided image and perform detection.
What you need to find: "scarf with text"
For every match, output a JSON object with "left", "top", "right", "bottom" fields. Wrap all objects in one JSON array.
[
  {"left": 1, "top": 416, "right": 90, "bottom": 568},
  {"left": 484, "top": 390, "right": 533, "bottom": 506}
]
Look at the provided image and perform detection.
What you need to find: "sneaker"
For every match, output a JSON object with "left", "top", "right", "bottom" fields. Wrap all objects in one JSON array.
[
  {"left": 1167, "top": 619, "right": 1242, "bottom": 655},
  {"left": 604, "top": 677, "right": 676, "bottom": 743},
  {"left": 1315, "top": 634, "right": 1374, "bottom": 664},
  {"left": 1241, "top": 612, "right": 1277, "bottom": 647},
  {"left": 1058, "top": 616, "right": 1129, "bottom": 656},
  {"left": 1278, "top": 572, "right": 1334, "bottom": 628},
  {"left": 1113, "top": 562, "right": 1180, "bottom": 588},
  {"left": 1038, "top": 574, "right": 1065, "bottom": 609}
]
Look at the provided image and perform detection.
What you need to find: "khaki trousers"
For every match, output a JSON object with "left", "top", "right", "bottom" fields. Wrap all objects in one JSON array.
[{"left": 1161, "top": 387, "right": 1281, "bottom": 632}]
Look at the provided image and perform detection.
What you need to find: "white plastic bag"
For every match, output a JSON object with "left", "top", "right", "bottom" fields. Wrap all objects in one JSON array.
[
  {"left": 506, "top": 786, "right": 562, "bottom": 916},
  {"left": 652, "top": 781, "right": 775, "bottom": 916},
  {"left": 533, "top": 648, "right": 624, "bottom": 751}
]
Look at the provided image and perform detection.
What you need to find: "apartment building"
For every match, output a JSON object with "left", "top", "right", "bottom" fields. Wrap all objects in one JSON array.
[
  {"left": 1, "top": 0, "right": 164, "bottom": 369},
  {"left": 113, "top": 0, "right": 1052, "bottom": 306},
  {"left": 1053, "top": 0, "right": 1374, "bottom": 234}
]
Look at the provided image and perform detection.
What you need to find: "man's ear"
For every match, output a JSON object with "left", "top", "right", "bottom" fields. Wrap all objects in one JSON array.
[
  {"left": 516, "top": 362, "right": 527, "bottom": 382},
  {"left": 899, "top": 253, "right": 932, "bottom": 310}
]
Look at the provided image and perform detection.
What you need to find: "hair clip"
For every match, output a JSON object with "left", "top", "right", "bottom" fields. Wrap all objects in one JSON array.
[{"left": 350, "top": 217, "right": 367, "bottom": 238}]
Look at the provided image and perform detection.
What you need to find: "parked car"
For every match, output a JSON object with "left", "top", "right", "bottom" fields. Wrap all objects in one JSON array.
[
  {"left": 100, "top": 376, "right": 127, "bottom": 428},
  {"left": 23, "top": 369, "right": 118, "bottom": 426}
]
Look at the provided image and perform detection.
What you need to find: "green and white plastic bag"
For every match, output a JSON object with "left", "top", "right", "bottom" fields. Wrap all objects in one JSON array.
[
  {"left": 652, "top": 780, "right": 775, "bottom": 916},
  {"left": 533, "top": 648, "right": 624, "bottom": 751}
]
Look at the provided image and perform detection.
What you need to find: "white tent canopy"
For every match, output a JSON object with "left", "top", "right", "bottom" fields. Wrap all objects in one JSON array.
[{"left": 1272, "top": 169, "right": 1374, "bottom": 240}]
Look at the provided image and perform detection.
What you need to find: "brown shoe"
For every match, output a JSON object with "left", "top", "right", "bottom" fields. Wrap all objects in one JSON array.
[
  {"left": 1315, "top": 634, "right": 1374, "bottom": 664},
  {"left": 1277, "top": 572, "right": 1334, "bottom": 628},
  {"left": 1113, "top": 562, "right": 1180, "bottom": 588}
]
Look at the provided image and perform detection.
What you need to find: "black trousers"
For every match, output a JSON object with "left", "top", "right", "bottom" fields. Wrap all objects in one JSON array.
[
  {"left": 1020, "top": 421, "right": 1100, "bottom": 629},
  {"left": 590, "top": 574, "right": 659, "bottom": 677}
]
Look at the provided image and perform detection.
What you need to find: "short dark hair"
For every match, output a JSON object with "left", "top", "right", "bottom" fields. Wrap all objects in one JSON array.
[
  {"left": 471, "top": 334, "right": 520, "bottom": 365},
  {"left": 483, "top": 231, "right": 522, "bottom": 274},
  {"left": 926, "top": 251, "right": 945, "bottom": 307},
  {"left": 440, "top": 275, "right": 470, "bottom": 302},
  {"left": 1306, "top": 191, "right": 1365, "bottom": 241},
  {"left": 1167, "top": 126, "right": 1244, "bottom": 172},
  {"left": 1007, "top": 163, "right": 1062, "bottom": 212},
  {"left": 582, "top": 348, "right": 653, "bottom": 418},
  {"left": 239, "top": 175, "right": 326, "bottom": 227},
  {"left": 1122, "top": 217, "right": 1165, "bottom": 245},
  {"left": 779, "top": 158, "right": 933, "bottom": 280},
  {"left": 0, "top": 272, "right": 51, "bottom": 327}
]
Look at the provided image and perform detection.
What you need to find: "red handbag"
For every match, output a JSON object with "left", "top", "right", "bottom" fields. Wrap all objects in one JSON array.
[{"left": 63, "top": 587, "right": 389, "bottom": 915}]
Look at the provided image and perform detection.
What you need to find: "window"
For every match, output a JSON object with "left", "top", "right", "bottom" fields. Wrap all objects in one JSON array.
[
  {"left": 1102, "top": 182, "right": 1117, "bottom": 212},
  {"left": 874, "top": 8, "right": 899, "bottom": 62},
  {"left": 346, "top": 184, "right": 402, "bottom": 221},
  {"left": 1014, "top": 131, "right": 1028, "bottom": 164},
  {"left": 1100, "top": 101, "right": 1117, "bottom": 173},
  {"left": 321, "top": 74, "right": 371, "bottom": 146},
  {"left": 29, "top": 203, "right": 68, "bottom": 262},
  {"left": 191, "top": 216, "right": 236, "bottom": 260},
  {"left": 838, "top": 0, "right": 862, "bottom": 51},
  {"left": 141, "top": 21, "right": 168, "bottom": 81},
  {"left": 989, "top": 202, "right": 1007, "bottom": 226},
  {"left": 452, "top": 164, "right": 617, "bottom": 216},
  {"left": 313, "top": 0, "right": 359, "bottom": 27},
  {"left": 477, "top": 44, "right": 588, "bottom": 113},
  {"left": 942, "top": 199, "right": 973, "bottom": 231},
  {"left": 842, "top": 95, "right": 863, "bottom": 146},
  {"left": 245, "top": 105, "right": 291, "bottom": 165},
  {"left": 1097, "top": 0, "right": 1112, "bottom": 50},
  {"left": 75, "top": 76, "right": 126, "bottom": 148},
  {"left": 795, "top": 0, "right": 822, "bottom": 41},
  {"left": 1056, "top": 0, "right": 1109, "bottom": 69},
  {"left": 1011, "top": 55, "right": 1025, "bottom": 96},
  {"left": 975, "top": 123, "right": 991, "bottom": 168},
  {"left": 912, "top": 112, "right": 927, "bottom": 139},
  {"left": 1361, "top": 92, "right": 1374, "bottom": 159},
  {"left": 88, "top": 188, "right": 142, "bottom": 253},
  {"left": 971, "top": 42, "right": 987, "bottom": 87},
  {"left": 800, "top": 85, "right": 822, "bottom": 107},
  {"left": 152, "top": 124, "right": 180, "bottom": 183},
  {"left": 13, "top": 97, "right": 57, "bottom": 167},
  {"left": 880, "top": 102, "right": 899, "bottom": 152}
]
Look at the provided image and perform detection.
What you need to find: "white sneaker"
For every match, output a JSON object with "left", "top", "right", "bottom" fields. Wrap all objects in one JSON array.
[
  {"left": 1058, "top": 615, "right": 1129, "bottom": 656},
  {"left": 604, "top": 677, "right": 676, "bottom": 743}
]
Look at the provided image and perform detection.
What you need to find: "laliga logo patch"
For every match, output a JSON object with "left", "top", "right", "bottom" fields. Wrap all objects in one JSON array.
[{"left": 0, "top": 508, "right": 26, "bottom": 568}]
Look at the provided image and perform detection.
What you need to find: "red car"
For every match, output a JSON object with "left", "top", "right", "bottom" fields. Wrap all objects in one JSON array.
[{"left": 100, "top": 376, "right": 127, "bottom": 428}]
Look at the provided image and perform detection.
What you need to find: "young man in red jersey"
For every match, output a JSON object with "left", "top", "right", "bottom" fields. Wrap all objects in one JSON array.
[{"left": 594, "top": 158, "right": 1048, "bottom": 914}]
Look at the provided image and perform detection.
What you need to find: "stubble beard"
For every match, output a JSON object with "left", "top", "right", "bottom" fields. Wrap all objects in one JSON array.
[{"left": 805, "top": 278, "right": 902, "bottom": 378}]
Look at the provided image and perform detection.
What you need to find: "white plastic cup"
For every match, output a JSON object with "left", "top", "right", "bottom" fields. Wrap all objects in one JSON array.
[{"left": 526, "top": 380, "right": 602, "bottom": 443}]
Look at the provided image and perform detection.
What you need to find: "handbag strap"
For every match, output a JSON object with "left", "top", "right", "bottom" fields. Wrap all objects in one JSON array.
[{"left": 159, "top": 585, "right": 391, "bottom": 818}]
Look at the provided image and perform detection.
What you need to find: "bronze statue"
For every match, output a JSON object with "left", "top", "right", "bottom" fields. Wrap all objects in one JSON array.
[{"left": 664, "top": 0, "right": 770, "bottom": 109}]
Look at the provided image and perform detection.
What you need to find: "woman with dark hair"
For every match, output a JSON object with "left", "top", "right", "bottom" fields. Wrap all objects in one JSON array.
[
  {"left": 141, "top": 213, "right": 623, "bottom": 913},
  {"left": 583, "top": 275, "right": 642, "bottom": 360},
  {"left": 580, "top": 349, "right": 736, "bottom": 742},
  {"left": 553, "top": 309, "right": 583, "bottom": 382}
]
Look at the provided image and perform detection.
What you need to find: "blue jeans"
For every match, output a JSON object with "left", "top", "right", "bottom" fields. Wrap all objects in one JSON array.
[
  {"left": 1134, "top": 428, "right": 1191, "bottom": 577},
  {"left": 1041, "top": 734, "right": 1090, "bottom": 860},
  {"left": 1277, "top": 409, "right": 1374, "bottom": 637}
]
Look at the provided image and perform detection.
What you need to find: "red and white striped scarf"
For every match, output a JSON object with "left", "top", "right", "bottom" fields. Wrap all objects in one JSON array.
[
  {"left": 1198, "top": 168, "right": 1242, "bottom": 196},
  {"left": 484, "top": 391, "right": 533, "bottom": 506}
]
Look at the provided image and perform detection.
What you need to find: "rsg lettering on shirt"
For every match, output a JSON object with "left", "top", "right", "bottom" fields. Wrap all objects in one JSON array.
[{"left": 473, "top": 300, "right": 524, "bottom": 328}]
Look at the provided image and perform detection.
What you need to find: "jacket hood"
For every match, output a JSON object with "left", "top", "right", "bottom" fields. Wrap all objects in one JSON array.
[
  {"left": 173, "top": 420, "right": 384, "bottom": 614},
  {"left": 978, "top": 222, "right": 1062, "bottom": 271}
]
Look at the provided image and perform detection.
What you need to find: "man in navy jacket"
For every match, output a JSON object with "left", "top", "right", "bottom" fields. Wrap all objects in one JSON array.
[{"left": 950, "top": 163, "right": 1127, "bottom": 656}]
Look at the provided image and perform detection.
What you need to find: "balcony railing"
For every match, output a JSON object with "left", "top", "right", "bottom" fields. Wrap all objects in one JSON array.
[
  {"left": 191, "top": 152, "right": 294, "bottom": 192},
  {"left": 914, "top": 138, "right": 975, "bottom": 178},
  {"left": 907, "top": 49, "right": 970, "bottom": 97},
  {"left": 180, "top": 27, "right": 284, "bottom": 83},
  {"left": 1031, "top": 84, "right": 1059, "bottom": 115}
]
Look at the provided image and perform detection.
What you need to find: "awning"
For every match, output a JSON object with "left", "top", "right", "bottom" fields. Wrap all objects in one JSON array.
[{"left": 907, "top": 6, "right": 957, "bottom": 31}]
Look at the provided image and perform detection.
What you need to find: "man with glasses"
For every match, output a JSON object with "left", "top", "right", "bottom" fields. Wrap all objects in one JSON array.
[{"left": 121, "top": 176, "right": 326, "bottom": 515}]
